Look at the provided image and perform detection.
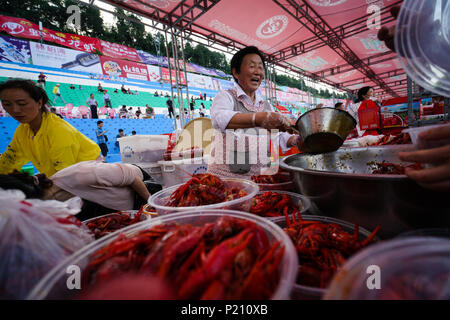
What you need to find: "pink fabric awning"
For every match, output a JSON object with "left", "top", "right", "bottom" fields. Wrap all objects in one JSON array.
[{"left": 103, "top": 0, "right": 405, "bottom": 98}]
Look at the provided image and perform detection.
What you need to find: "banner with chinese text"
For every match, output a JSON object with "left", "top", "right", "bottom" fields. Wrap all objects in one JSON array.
[
  {"left": 161, "top": 67, "right": 186, "bottom": 85},
  {"left": 100, "top": 56, "right": 149, "bottom": 81},
  {"left": 99, "top": 40, "right": 140, "bottom": 62},
  {"left": 0, "top": 14, "right": 101, "bottom": 53}
]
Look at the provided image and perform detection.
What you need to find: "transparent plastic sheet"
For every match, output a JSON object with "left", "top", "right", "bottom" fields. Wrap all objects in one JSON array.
[{"left": 0, "top": 189, "right": 94, "bottom": 299}]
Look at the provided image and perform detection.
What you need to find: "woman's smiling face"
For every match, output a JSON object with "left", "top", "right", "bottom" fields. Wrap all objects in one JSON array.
[{"left": 232, "top": 53, "right": 265, "bottom": 96}]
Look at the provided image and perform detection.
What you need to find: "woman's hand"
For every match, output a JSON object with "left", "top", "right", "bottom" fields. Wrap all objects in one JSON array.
[
  {"left": 398, "top": 125, "right": 450, "bottom": 193},
  {"left": 256, "top": 112, "right": 293, "bottom": 131},
  {"left": 287, "top": 135, "right": 309, "bottom": 152}
]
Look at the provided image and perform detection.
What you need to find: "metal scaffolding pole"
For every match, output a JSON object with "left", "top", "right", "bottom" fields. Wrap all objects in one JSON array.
[
  {"left": 265, "top": 63, "right": 277, "bottom": 107},
  {"left": 169, "top": 27, "right": 186, "bottom": 128},
  {"left": 179, "top": 32, "right": 193, "bottom": 121},
  {"left": 163, "top": 28, "right": 177, "bottom": 130}
]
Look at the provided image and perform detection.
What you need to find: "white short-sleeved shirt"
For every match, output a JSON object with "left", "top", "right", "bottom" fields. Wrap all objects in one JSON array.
[{"left": 211, "top": 84, "right": 293, "bottom": 152}]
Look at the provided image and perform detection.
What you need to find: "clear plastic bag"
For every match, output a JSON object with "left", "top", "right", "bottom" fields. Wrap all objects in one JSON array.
[{"left": 0, "top": 189, "right": 94, "bottom": 299}]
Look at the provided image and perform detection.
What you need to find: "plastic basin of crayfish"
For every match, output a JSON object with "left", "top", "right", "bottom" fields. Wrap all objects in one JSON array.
[
  {"left": 253, "top": 173, "right": 295, "bottom": 192},
  {"left": 147, "top": 178, "right": 259, "bottom": 216},
  {"left": 27, "top": 210, "right": 299, "bottom": 300},
  {"left": 251, "top": 191, "right": 311, "bottom": 220},
  {"left": 272, "top": 215, "right": 379, "bottom": 300}
]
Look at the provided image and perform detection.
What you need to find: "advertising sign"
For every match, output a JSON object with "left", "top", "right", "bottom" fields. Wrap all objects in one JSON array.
[
  {"left": 99, "top": 40, "right": 140, "bottom": 62},
  {"left": 137, "top": 50, "right": 162, "bottom": 65},
  {"left": 161, "top": 67, "right": 186, "bottom": 85},
  {"left": 30, "top": 41, "right": 102, "bottom": 73},
  {"left": 381, "top": 102, "right": 420, "bottom": 128},
  {"left": 0, "top": 15, "right": 101, "bottom": 53},
  {"left": 187, "top": 72, "right": 214, "bottom": 90},
  {"left": 147, "top": 64, "right": 161, "bottom": 82},
  {"left": 0, "top": 35, "right": 32, "bottom": 64},
  {"left": 100, "top": 56, "right": 149, "bottom": 81}
]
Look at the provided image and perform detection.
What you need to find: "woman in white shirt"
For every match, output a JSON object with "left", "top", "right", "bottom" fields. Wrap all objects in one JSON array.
[{"left": 208, "top": 46, "right": 304, "bottom": 178}]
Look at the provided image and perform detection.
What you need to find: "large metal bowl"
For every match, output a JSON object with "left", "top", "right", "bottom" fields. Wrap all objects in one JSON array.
[
  {"left": 280, "top": 145, "right": 450, "bottom": 238},
  {"left": 295, "top": 107, "right": 357, "bottom": 154}
]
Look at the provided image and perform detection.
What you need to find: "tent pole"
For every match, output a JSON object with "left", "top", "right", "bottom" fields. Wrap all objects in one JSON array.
[{"left": 163, "top": 27, "right": 177, "bottom": 131}]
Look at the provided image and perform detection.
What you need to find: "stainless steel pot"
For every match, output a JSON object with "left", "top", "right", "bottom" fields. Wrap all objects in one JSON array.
[
  {"left": 294, "top": 107, "right": 357, "bottom": 154},
  {"left": 280, "top": 145, "right": 450, "bottom": 239}
]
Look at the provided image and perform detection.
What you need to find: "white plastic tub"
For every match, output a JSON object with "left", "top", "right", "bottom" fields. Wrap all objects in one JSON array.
[
  {"left": 119, "top": 135, "right": 169, "bottom": 164},
  {"left": 157, "top": 155, "right": 209, "bottom": 188}
]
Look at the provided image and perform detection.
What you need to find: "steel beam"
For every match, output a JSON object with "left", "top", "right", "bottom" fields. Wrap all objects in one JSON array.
[
  {"left": 269, "top": 0, "right": 402, "bottom": 64},
  {"left": 273, "top": 0, "right": 397, "bottom": 97}
]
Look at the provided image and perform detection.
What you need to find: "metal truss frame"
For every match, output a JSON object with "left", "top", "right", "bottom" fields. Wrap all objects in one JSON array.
[{"left": 272, "top": 0, "right": 398, "bottom": 97}]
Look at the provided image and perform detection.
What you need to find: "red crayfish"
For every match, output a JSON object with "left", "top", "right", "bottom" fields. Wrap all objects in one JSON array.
[
  {"left": 85, "top": 210, "right": 145, "bottom": 240},
  {"left": 283, "top": 212, "right": 380, "bottom": 289},
  {"left": 81, "top": 216, "right": 284, "bottom": 300},
  {"left": 375, "top": 133, "right": 412, "bottom": 146},
  {"left": 250, "top": 191, "right": 301, "bottom": 218},
  {"left": 166, "top": 174, "right": 247, "bottom": 207},
  {"left": 251, "top": 172, "right": 290, "bottom": 184}
]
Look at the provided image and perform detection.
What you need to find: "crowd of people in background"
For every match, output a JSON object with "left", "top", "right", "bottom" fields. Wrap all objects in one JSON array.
[{"left": 6, "top": 73, "right": 214, "bottom": 123}]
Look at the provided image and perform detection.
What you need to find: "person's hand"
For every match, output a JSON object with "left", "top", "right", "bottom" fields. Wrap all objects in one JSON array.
[
  {"left": 287, "top": 135, "right": 309, "bottom": 152},
  {"left": 256, "top": 112, "right": 293, "bottom": 131},
  {"left": 398, "top": 125, "right": 450, "bottom": 193},
  {"left": 377, "top": 5, "right": 401, "bottom": 52}
]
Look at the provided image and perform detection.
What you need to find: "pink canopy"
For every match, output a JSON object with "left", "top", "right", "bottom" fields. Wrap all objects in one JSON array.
[{"left": 104, "top": 0, "right": 405, "bottom": 99}]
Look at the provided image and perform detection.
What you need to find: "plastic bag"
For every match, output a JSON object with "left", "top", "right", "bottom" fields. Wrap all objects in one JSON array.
[{"left": 0, "top": 189, "right": 94, "bottom": 299}]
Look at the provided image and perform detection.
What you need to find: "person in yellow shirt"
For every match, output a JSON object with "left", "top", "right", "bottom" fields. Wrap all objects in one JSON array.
[{"left": 0, "top": 79, "right": 101, "bottom": 177}]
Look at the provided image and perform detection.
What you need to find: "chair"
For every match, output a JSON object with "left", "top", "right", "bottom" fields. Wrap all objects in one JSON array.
[
  {"left": 62, "top": 103, "right": 75, "bottom": 118},
  {"left": 60, "top": 103, "right": 73, "bottom": 118},
  {"left": 98, "top": 106, "right": 108, "bottom": 116},
  {"left": 107, "top": 108, "right": 116, "bottom": 119},
  {"left": 71, "top": 108, "right": 82, "bottom": 119},
  {"left": 78, "top": 105, "right": 91, "bottom": 119}
]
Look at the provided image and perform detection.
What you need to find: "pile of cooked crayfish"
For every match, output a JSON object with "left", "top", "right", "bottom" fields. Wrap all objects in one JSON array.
[
  {"left": 251, "top": 172, "right": 291, "bottom": 184},
  {"left": 250, "top": 191, "right": 302, "bottom": 218},
  {"left": 166, "top": 174, "right": 247, "bottom": 207},
  {"left": 375, "top": 133, "right": 412, "bottom": 146},
  {"left": 85, "top": 210, "right": 146, "bottom": 240},
  {"left": 371, "top": 161, "right": 422, "bottom": 175},
  {"left": 283, "top": 213, "right": 380, "bottom": 289},
  {"left": 81, "top": 216, "right": 284, "bottom": 299}
]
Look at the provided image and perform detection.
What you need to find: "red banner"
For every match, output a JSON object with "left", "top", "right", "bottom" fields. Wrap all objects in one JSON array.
[
  {"left": 100, "top": 56, "right": 149, "bottom": 81},
  {"left": 99, "top": 40, "right": 140, "bottom": 62},
  {"left": 161, "top": 67, "right": 186, "bottom": 85},
  {"left": 0, "top": 15, "right": 101, "bottom": 53}
]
